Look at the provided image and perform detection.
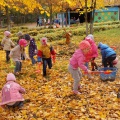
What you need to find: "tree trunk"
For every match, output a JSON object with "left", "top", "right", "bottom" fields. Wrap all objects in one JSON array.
[
  {"left": 90, "top": 0, "right": 96, "bottom": 34},
  {"left": 85, "top": 0, "right": 88, "bottom": 36},
  {"left": 5, "top": 6, "right": 11, "bottom": 31},
  {"left": 50, "top": 4, "right": 52, "bottom": 27},
  {"left": 65, "top": 10, "right": 68, "bottom": 27},
  {"left": 61, "top": 3, "right": 64, "bottom": 28}
]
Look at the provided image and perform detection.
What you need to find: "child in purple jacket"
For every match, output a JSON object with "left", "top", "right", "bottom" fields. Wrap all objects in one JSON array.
[
  {"left": 24, "top": 34, "right": 37, "bottom": 65},
  {"left": 0, "top": 73, "right": 25, "bottom": 109},
  {"left": 28, "top": 37, "right": 37, "bottom": 65},
  {"left": 68, "top": 41, "right": 92, "bottom": 95}
]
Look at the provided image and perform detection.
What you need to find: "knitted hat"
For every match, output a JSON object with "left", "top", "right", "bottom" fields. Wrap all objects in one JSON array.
[
  {"left": 19, "top": 39, "right": 27, "bottom": 47},
  {"left": 17, "top": 31, "right": 23, "bottom": 37},
  {"left": 6, "top": 73, "right": 16, "bottom": 81},
  {"left": 87, "top": 34, "right": 94, "bottom": 41},
  {"left": 85, "top": 37, "right": 93, "bottom": 44},
  {"left": 4, "top": 31, "right": 11, "bottom": 37},
  {"left": 79, "top": 41, "right": 91, "bottom": 50},
  {"left": 41, "top": 37, "right": 47, "bottom": 45},
  {"left": 24, "top": 34, "right": 30, "bottom": 41}
]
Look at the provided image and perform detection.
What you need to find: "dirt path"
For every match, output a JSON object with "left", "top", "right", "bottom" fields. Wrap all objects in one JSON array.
[{"left": 21, "top": 22, "right": 37, "bottom": 28}]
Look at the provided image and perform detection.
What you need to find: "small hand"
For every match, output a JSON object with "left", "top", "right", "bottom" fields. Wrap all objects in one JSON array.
[
  {"left": 87, "top": 69, "right": 92, "bottom": 74},
  {"left": 26, "top": 57, "right": 30, "bottom": 61},
  {"left": 34, "top": 50, "right": 37, "bottom": 54}
]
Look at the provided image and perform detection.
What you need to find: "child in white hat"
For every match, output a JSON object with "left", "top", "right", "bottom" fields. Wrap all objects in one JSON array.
[
  {"left": 0, "top": 73, "right": 25, "bottom": 109},
  {"left": 37, "top": 37, "right": 56, "bottom": 76},
  {"left": 1, "top": 31, "right": 15, "bottom": 62}
]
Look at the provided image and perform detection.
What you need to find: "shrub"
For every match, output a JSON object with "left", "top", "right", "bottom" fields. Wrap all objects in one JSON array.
[{"left": 28, "top": 30, "right": 38, "bottom": 36}]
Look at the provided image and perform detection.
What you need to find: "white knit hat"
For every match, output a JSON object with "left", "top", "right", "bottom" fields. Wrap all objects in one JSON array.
[
  {"left": 41, "top": 37, "right": 47, "bottom": 45},
  {"left": 6, "top": 73, "right": 16, "bottom": 81}
]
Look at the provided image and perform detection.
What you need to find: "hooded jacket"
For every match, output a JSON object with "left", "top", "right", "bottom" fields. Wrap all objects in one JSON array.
[
  {"left": 98, "top": 42, "right": 116, "bottom": 61},
  {"left": 0, "top": 81, "right": 25, "bottom": 107},
  {"left": 69, "top": 49, "right": 88, "bottom": 72},
  {"left": 84, "top": 38, "right": 98, "bottom": 62}
]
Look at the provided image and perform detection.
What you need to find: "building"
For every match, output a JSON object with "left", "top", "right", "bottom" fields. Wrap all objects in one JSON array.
[
  {"left": 94, "top": 6, "right": 120, "bottom": 22},
  {"left": 94, "top": 0, "right": 120, "bottom": 22}
]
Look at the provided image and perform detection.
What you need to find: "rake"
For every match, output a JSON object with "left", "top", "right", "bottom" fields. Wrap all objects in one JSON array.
[{"left": 84, "top": 70, "right": 113, "bottom": 75}]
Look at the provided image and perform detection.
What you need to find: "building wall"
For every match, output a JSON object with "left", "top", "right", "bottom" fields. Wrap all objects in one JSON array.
[{"left": 94, "top": 7, "right": 119, "bottom": 22}]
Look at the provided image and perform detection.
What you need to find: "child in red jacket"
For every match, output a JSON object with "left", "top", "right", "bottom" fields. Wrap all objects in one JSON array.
[{"left": 37, "top": 37, "right": 56, "bottom": 76}]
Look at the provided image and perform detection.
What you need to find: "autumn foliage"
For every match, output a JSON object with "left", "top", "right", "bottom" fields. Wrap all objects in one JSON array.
[{"left": 0, "top": 39, "right": 120, "bottom": 119}]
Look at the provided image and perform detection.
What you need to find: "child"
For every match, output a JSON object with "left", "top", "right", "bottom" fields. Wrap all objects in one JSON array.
[
  {"left": 37, "top": 37, "right": 56, "bottom": 76},
  {"left": 1, "top": 31, "right": 15, "bottom": 62},
  {"left": 24, "top": 34, "right": 37, "bottom": 65},
  {"left": 0, "top": 73, "right": 25, "bottom": 109},
  {"left": 68, "top": 41, "right": 92, "bottom": 94},
  {"left": 9, "top": 39, "right": 28, "bottom": 75},
  {"left": 85, "top": 36, "right": 98, "bottom": 71},
  {"left": 98, "top": 42, "right": 116, "bottom": 67},
  {"left": 17, "top": 31, "right": 25, "bottom": 60},
  {"left": 28, "top": 36, "right": 37, "bottom": 65},
  {"left": 17, "top": 31, "right": 24, "bottom": 44}
]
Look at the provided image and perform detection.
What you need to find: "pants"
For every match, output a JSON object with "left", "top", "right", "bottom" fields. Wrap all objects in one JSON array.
[
  {"left": 5, "top": 50, "right": 10, "bottom": 62},
  {"left": 42, "top": 58, "right": 52, "bottom": 76},
  {"left": 21, "top": 54, "right": 25, "bottom": 60},
  {"left": 91, "top": 57, "right": 98, "bottom": 71},
  {"left": 30, "top": 56, "right": 37, "bottom": 65},
  {"left": 68, "top": 64, "right": 82, "bottom": 91},
  {"left": 14, "top": 61, "right": 22, "bottom": 73},
  {"left": 103, "top": 55, "right": 116, "bottom": 67},
  {"left": 7, "top": 101, "right": 23, "bottom": 108}
]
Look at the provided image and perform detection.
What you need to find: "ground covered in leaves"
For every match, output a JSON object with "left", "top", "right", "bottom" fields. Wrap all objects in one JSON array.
[{"left": 0, "top": 39, "right": 120, "bottom": 120}]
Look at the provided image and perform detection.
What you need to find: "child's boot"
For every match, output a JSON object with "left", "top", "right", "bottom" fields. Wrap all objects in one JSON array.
[
  {"left": 73, "top": 90, "right": 81, "bottom": 95},
  {"left": 78, "top": 84, "right": 82, "bottom": 89}
]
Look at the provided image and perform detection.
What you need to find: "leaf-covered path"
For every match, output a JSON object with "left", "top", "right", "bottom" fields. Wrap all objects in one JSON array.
[{"left": 0, "top": 42, "right": 120, "bottom": 120}]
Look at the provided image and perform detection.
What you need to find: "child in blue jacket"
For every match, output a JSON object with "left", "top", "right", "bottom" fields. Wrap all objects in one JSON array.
[{"left": 98, "top": 42, "right": 116, "bottom": 67}]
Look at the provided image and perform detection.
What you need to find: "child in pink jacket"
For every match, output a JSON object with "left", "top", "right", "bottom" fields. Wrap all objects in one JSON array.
[
  {"left": 68, "top": 41, "right": 92, "bottom": 95},
  {"left": 85, "top": 36, "right": 98, "bottom": 71},
  {"left": 0, "top": 73, "right": 25, "bottom": 108}
]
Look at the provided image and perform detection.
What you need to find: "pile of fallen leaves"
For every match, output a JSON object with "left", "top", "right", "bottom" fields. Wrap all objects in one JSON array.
[{"left": 0, "top": 42, "right": 120, "bottom": 120}]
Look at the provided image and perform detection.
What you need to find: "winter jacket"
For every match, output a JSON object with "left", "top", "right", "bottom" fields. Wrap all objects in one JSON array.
[
  {"left": 69, "top": 49, "right": 88, "bottom": 72},
  {"left": 29, "top": 38, "right": 37, "bottom": 57},
  {"left": 1, "top": 37, "right": 15, "bottom": 51},
  {"left": 37, "top": 44, "right": 56, "bottom": 58},
  {"left": 85, "top": 39, "right": 98, "bottom": 62},
  {"left": 10, "top": 45, "right": 26, "bottom": 62},
  {"left": 0, "top": 81, "right": 25, "bottom": 107},
  {"left": 98, "top": 43, "right": 116, "bottom": 61}
]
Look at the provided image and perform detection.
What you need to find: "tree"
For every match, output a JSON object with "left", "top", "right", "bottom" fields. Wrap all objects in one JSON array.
[
  {"left": 39, "top": 0, "right": 68, "bottom": 27},
  {"left": 0, "top": 0, "right": 43, "bottom": 30}
]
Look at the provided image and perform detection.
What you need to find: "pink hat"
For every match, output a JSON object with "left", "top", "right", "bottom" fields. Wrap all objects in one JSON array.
[
  {"left": 113, "top": 57, "right": 118, "bottom": 65},
  {"left": 4, "top": 31, "right": 11, "bottom": 37},
  {"left": 19, "top": 39, "right": 27, "bottom": 47},
  {"left": 79, "top": 41, "right": 91, "bottom": 50},
  {"left": 41, "top": 37, "right": 47, "bottom": 45},
  {"left": 6, "top": 73, "right": 16, "bottom": 81},
  {"left": 85, "top": 37, "right": 93, "bottom": 44}
]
